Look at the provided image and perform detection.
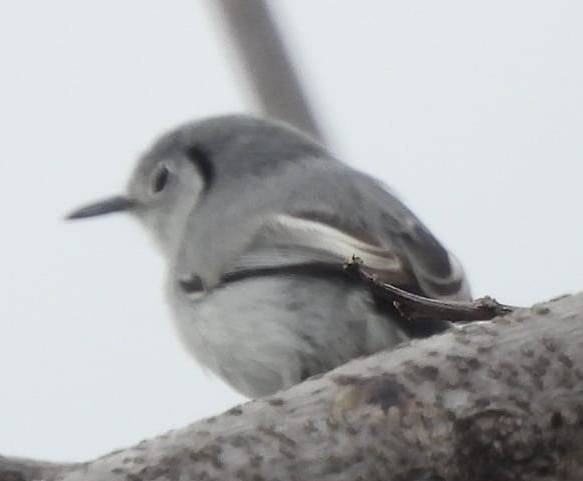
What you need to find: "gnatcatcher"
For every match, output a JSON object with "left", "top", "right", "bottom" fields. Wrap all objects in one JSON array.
[{"left": 67, "top": 115, "right": 470, "bottom": 398}]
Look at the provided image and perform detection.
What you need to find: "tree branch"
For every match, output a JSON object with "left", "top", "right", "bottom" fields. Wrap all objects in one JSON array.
[
  {"left": 0, "top": 455, "right": 74, "bottom": 481},
  {"left": 3, "top": 293, "right": 583, "bottom": 480}
]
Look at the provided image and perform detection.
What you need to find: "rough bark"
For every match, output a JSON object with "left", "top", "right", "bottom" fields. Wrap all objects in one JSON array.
[
  {"left": 0, "top": 456, "right": 74, "bottom": 481},
  {"left": 2, "top": 293, "right": 583, "bottom": 481}
]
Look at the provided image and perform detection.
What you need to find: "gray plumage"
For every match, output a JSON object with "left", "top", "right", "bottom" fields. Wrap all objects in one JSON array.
[{"left": 67, "top": 115, "right": 470, "bottom": 398}]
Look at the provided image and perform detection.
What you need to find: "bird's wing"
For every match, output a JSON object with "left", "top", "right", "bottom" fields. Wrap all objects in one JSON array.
[
  {"left": 223, "top": 212, "right": 410, "bottom": 283},
  {"left": 190, "top": 156, "right": 470, "bottom": 302},
  {"left": 223, "top": 205, "right": 470, "bottom": 302}
]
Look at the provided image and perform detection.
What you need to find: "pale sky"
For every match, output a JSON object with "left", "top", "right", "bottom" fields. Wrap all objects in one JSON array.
[{"left": 1, "top": 0, "right": 582, "bottom": 462}]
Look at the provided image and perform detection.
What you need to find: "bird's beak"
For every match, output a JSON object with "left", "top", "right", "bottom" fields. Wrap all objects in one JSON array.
[{"left": 65, "top": 195, "right": 136, "bottom": 220}]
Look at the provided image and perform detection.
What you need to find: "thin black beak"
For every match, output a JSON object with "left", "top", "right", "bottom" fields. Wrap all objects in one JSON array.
[{"left": 65, "top": 195, "right": 135, "bottom": 220}]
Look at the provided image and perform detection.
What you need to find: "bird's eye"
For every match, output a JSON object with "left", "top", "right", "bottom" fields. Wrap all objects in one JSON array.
[{"left": 151, "top": 165, "right": 169, "bottom": 194}]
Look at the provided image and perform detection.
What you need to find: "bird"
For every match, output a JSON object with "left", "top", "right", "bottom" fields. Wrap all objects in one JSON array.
[{"left": 66, "top": 114, "right": 471, "bottom": 398}]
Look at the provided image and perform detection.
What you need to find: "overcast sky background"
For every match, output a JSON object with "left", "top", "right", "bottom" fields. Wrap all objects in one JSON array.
[{"left": 1, "top": 0, "right": 582, "bottom": 462}]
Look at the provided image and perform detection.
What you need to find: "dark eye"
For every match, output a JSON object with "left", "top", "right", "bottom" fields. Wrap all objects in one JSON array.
[
  {"left": 185, "top": 144, "right": 214, "bottom": 189},
  {"left": 151, "top": 165, "right": 169, "bottom": 193}
]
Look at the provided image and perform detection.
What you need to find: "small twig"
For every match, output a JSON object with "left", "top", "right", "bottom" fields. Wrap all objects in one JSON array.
[{"left": 344, "top": 257, "right": 517, "bottom": 323}]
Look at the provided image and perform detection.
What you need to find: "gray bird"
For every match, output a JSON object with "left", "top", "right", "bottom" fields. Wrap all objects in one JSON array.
[{"left": 67, "top": 115, "right": 470, "bottom": 398}]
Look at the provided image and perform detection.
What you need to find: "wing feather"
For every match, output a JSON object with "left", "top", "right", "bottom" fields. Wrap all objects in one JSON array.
[{"left": 216, "top": 163, "right": 470, "bottom": 302}]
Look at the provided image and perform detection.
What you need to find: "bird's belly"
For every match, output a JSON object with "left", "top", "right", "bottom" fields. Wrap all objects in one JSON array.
[{"left": 166, "top": 275, "right": 404, "bottom": 398}]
